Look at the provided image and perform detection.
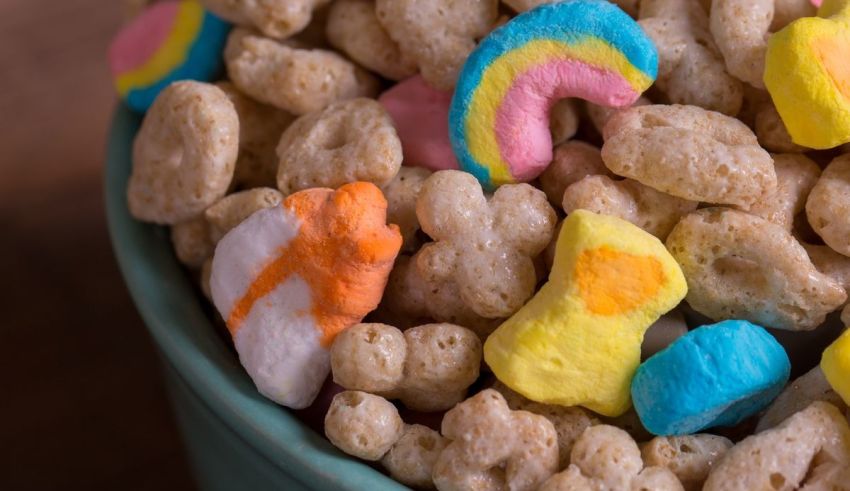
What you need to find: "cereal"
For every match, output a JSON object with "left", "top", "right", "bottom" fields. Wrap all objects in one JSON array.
[
  {"left": 666, "top": 208, "right": 846, "bottom": 331},
  {"left": 109, "top": 0, "right": 231, "bottom": 112},
  {"left": 765, "top": 1, "right": 850, "bottom": 148},
  {"left": 325, "top": 0, "right": 417, "bottom": 81},
  {"left": 755, "top": 102, "right": 807, "bottom": 153},
  {"left": 822, "top": 328, "right": 850, "bottom": 405},
  {"left": 414, "top": 170, "right": 556, "bottom": 319},
  {"left": 128, "top": 81, "right": 238, "bottom": 224},
  {"left": 756, "top": 365, "right": 847, "bottom": 432},
  {"left": 204, "top": 187, "right": 283, "bottom": 243},
  {"left": 381, "top": 167, "right": 432, "bottom": 253},
  {"left": 804, "top": 243, "right": 850, "bottom": 297},
  {"left": 216, "top": 82, "right": 294, "bottom": 189},
  {"left": 601, "top": 104, "right": 776, "bottom": 209},
  {"left": 772, "top": 0, "right": 816, "bottom": 29},
  {"left": 201, "top": 0, "right": 330, "bottom": 40},
  {"left": 538, "top": 141, "right": 609, "bottom": 206},
  {"left": 586, "top": 96, "right": 651, "bottom": 135},
  {"left": 449, "top": 0, "right": 657, "bottom": 188},
  {"left": 638, "top": 0, "right": 744, "bottom": 116},
  {"left": 503, "top": 0, "right": 641, "bottom": 18},
  {"left": 641, "top": 310, "right": 688, "bottom": 360},
  {"left": 485, "top": 210, "right": 687, "bottom": 416},
  {"left": 562, "top": 175, "right": 698, "bottom": 240},
  {"left": 378, "top": 75, "right": 458, "bottom": 172},
  {"left": 703, "top": 401, "right": 850, "bottom": 490},
  {"left": 494, "top": 381, "right": 600, "bottom": 468},
  {"left": 745, "top": 153, "right": 820, "bottom": 230},
  {"left": 224, "top": 28, "right": 378, "bottom": 115},
  {"left": 548, "top": 99, "right": 580, "bottom": 146},
  {"left": 539, "top": 425, "right": 684, "bottom": 491},
  {"left": 171, "top": 216, "right": 214, "bottom": 268},
  {"left": 433, "top": 389, "right": 559, "bottom": 491},
  {"left": 375, "top": 0, "right": 498, "bottom": 91},
  {"left": 324, "top": 390, "right": 404, "bottom": 461},
  {"left": 329, "top": 322, "right": 482, "bottom": 412},
  {"left": 632, "top": 320, "right": 791, "bottom": 435},
  {"left": 275, "top": 98, "right": 402, "bottom": 195},
  {"left": 709, "top": 0, "right": 772, "bottom": 89},
  {"left": 381, "top": 424, "right": 447, "bottom": 490},
  {"left": 200, "top": 257, "right": 213, "bottom": 300},
  {"left": 641, "top": 434, "right": 733, "bottom": 491},
  {"left": 209, "top": 183, "right": 401, "bottom": 408},
  {"left": 806, "top": 154, "right": 850, "bottom": 257}
]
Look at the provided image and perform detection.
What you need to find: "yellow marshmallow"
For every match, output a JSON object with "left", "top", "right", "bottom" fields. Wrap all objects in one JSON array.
[
  {"left": 821, "top": 329, "right": 850, "bottom": 405},
  {"left": 484, "top": 210, "right": 687, "bottom": 417}
]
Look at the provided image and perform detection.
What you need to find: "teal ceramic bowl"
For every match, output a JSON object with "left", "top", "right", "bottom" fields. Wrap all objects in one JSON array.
[{"left": 105, "top": 106, "right": 407, "bottom": 491}]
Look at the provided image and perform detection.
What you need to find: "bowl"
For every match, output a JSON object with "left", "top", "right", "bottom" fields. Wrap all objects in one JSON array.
[{"left": 104, "top": 105, "right": 406, "bottom": 491}]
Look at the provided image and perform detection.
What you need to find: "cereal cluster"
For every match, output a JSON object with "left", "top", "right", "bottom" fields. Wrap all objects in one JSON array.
[{"left": 119, "top": 0, "right": 850, "bottom": 489}]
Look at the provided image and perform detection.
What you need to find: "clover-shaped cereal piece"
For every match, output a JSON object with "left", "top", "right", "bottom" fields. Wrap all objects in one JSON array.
[
  {"left": 804, "top": 243, "right": 850, "bottom": 299},
  {"left": 638, "top": 0, "right": 743, "bottom": 115},
  {"left": 539, "top": 425, "right": 684, "bottom": 491},
  {"left": 709, "top": 0, "right": 772, "bottom": 89},
  {"left": 171, "top": 216, "right": 214, "bottom": 268},
  {"left": 381, "top": 424, "right": 447, "bottom": 490},
  {"left": 602, "top": 104, "right": 776, "bottom": 209},
  {"left": 326, "top": 0, "right": 417, "bottom": 81},
  {"left": 746, "top": 153, "right": 820, "bottom": 231},
  {"left": 216, "top": 82, "right": 295, "bottom": 189},
  {"left": 666, "top": 208, "right": 846, "bottom": 331},
  {"left": 807, "top": 154, "right": 850, "bottom": 257},
  {"left": 538, "top": 141, "right": 610, "bottom": 206},
  {"left": 382, "top": 167, "right": 432, "bottom": 253},
  {"left": 563, "top": 176, "right": 698, "bottom": 240},
  {"left": 201, "top": 0, "right": 330, "bottom": 40},
  {"left": 276, "top": 98, "right": 401, "bottom": 195},
  {"left": 128, "top": 81, "right": 238, "bottom": 224},
  {"left": 755, "top": 102, "right": 807, "bottom": 153},
  {"left": 586, "top": 96, "right": 651, "bottom": 135},
  {"left": 224, "top": 28, "right": 378, "bottom": 115},
  {"left": 704, "top": 402, "right": 850, "bottom": 490},
  {"left": 324, "top": 390, "right": 404, "bottom": 461},
  {"left": 433, "top": 389, "right": 559, "bottom": 491},
  {"left": 415, "top": 170, "right": 556, "bottom": 319},
  {"left": 549, "top": 99, "right": 580, "bottom": 146},
  {"left": 204, "top": 187, "right": 283, "bottom": 243},
  {"left": 756, "top": 366, "right": 848, "bottom": 432},
  {"left": 375, "top": 0, "right": 498, "bottom": 91},
  {"left": 329, "top": 322, "right": 481, "bottom": 412},
  {"left": 641, "top": 435, "right": 733, "bottom": 491}
]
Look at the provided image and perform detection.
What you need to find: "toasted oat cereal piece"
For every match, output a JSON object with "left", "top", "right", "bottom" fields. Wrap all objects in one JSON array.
[
  {"left": 415, "top": 171, "right": 556, "bottom": 319},
  {"left": 542, "top": 220, "right": 562, "bottom": 272},
  {"left": 638, "top": 0, "right": 743, "bottom": 116},
  {"left": 382, "top": 167, "right": 432, "bottom": 253},
  {"left": 276, "top": 98, "right": 402, "bottom": 195},
  {"left": 324, "top": 390, "right": 404, "bottom": 461},
  {"left": 402, "top": 323, "right": 481, "bottom": 394},
  {"left": 128, "top": 81, "right": 238, "bottom": 224},
  {"left": 433, "top": 390, "right": 559, "bottom": 491},
  {"left": 171, "top": 216, "right": 214, "bottom": 268},
  {"left": 736, "top": 85, "right": 772, "bottom": 128},
  {"left": 216, "top": 82, "right": 294, "bottom": 189},
  {"left": 201, "top": 0, "right": 330, "bottom": 40},
  {"left": 771, "top": 0, "right": 816, "bottom": 31},
  {"left": 330, "top": 323, "right": 407, "bottom": 393},
  {"left": 642, "top": 435, "right": 733, "bottom": 491},
  {"left": 224, "top": 28, "right": 379, "bottom": 115},
  {"left": 563, "top": 175, "right": 698, "bottom": 240},
  {"left": 204, "top": 187, "right": 283, "bottom": 243},
  {"left": 710, "top": 0, "right": 772, "bottom": 89},
  {"left": 666, "top": 208, "right": 847, "bottom": 330},
  {"left": 494, "top": 381, "right": 600, "bottom": 468},
  {"left": 539, "top": 141, "right": 609, "bottom": 206},
  {"left": 755, "top": 102, "right": 807, "bottom": 153},
  {"left": 375, "top": 0, "right": 499, "bottom": 91},
  {"left": 704, "top": 402, "right": 850, "bottom": 490},
  {"left": 326, "top": 0, "right": 417, "bottom": 80},
  {"left": 746, "top": 153, "right": 820, "bottom": 231},
  {"left": 503, "top": 0, "right": 640, "bottom": 17},
  {"left": 641, "top": 309, "right": 688, "bottom": 360},
  {"left": 586, "top": 96, "right": 651, "bottom": 135},
  {"left": 807, "top": 154, "right": 850, "bottom": 257},
  {"left": 540, "top": 425, "right": 685, "bottom": 491},
  {"left": 381, "top": 424, "right": 447, "bottom": 490},
  {"left": 200, "top": 257, "right": 213, "bottom": 300},
  {"left": 549, "top": 99, "right": 580, "bottom": 146},
  {"left": 756, "top": 366, "right": 848, "bottom": 433},
  {"left": 804, "top": 243, "right": 850, "bottom": 299},
  {"left": 602, "top": 104, "right": 776, "bottom": 209}
]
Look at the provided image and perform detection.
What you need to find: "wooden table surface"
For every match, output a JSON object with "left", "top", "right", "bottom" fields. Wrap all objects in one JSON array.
[{"left": 0, "top": 1, "right": 196, "bottom": 488}]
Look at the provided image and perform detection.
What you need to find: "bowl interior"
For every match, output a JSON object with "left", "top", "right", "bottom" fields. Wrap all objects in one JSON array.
[{"left": 105, "top": 105, "right": 406, "bottom": 491}]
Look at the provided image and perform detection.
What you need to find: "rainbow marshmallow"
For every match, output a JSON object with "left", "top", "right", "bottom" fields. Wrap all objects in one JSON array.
[
  {"left": 108, "top": 0, "right": 231, "bottom": 113},
  {"left": 449, "top": 0, "right": 658, "bottom": 189}
]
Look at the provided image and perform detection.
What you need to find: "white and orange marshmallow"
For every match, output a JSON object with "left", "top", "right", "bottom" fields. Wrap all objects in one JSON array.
[{"left": 209, "top": 182, "right": 402, "bottom": 408}]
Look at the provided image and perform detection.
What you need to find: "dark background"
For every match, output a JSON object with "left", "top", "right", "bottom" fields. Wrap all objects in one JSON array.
[{"left": 1, "top": 1, "right": 196, "bottom": 488}]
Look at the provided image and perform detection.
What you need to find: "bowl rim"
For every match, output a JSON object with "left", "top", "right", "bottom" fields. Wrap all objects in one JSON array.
[{"left": 104, "top": 105, "right": 407, "bottom": 491}]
